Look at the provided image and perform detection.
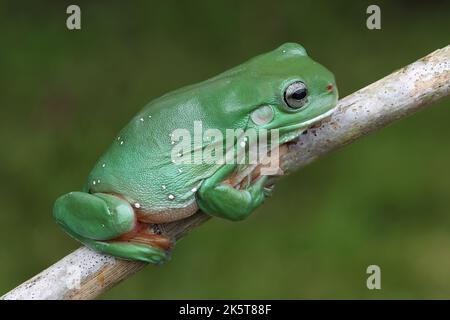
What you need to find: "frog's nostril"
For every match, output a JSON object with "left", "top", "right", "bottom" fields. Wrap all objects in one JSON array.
[{"left": 326, "top": 84, "right": 334, "bottom": 92}]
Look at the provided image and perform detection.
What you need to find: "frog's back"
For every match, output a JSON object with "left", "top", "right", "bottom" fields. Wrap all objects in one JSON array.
[{"left": 85, "top": 42, "right": 309, "bottom": 211}]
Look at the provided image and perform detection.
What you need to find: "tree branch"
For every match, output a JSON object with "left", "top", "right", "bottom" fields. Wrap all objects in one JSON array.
[{"left": 2, "top": 45, "right": 449, "bottom": 300}]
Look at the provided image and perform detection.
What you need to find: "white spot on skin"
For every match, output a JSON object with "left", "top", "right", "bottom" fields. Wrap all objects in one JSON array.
[
  {"left": 134, "top": 203, "right": 141, "bottom": 209},
  {"left": 168, "top": 194, "right": 175, "bottom": 200},
  {"left": 191, "top": 187, "right": 197, "bottom": 193},
  {"left": 140, "top": 118, "right": 144, "bottom": 122},
  {"left": 178, "top": 168, "right": 182, "bottom": 173},
  {"left": 97, "top": 179, "right": 101, "bottom": 184},
  {"left": 102, "top": 163, "right": 106, "bottom": 168},
  {"left": 161, "top": 185, "right": 166, "bottom": 190},
  {"left": 240, "top": 141, "right": 246, "bottom": 148},
  {"left": 93, "top": 180, "right": 96, "bottom": 185},
  {"left": 117, "top": 136, "right": 121, "bottom": 141},
  {"left": 120, "top": 141, "right": 124, "bottom": 145}
]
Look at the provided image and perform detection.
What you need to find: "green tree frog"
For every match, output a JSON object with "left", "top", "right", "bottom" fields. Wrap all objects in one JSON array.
[{"left": 53, "top": 43, "right": 338, "bottom": 264}]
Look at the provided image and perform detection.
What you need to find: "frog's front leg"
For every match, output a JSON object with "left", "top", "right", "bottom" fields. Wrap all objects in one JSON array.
[
  {"left": 53, "top": 192, "right": 171, "bottom": 264},
  {"left": 197, "top": 164, "right": 268, "bottom": 221}
]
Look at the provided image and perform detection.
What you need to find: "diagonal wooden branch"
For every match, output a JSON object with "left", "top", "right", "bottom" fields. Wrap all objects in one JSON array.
[{"left": 2, "top": 45, "right": 449, "bottom": 300}]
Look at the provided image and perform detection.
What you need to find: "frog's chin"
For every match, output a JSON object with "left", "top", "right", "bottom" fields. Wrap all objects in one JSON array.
[{"left": 278, "top": 107, "right": 336, "bottom": 144}]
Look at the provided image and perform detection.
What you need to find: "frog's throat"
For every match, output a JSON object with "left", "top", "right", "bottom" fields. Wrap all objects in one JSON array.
[{"left": 278, "top": 106, "right": 336, "bottom": 144}]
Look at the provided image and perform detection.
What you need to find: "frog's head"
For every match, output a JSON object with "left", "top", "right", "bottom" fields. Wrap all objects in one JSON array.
[{"left": 238, "top": 43, "right": 338, "bottom": 143}]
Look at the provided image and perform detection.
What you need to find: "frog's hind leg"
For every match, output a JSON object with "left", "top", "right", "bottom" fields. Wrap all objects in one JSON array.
[{"left": 53, "top": 192, "right": 171, "bottom": 264}]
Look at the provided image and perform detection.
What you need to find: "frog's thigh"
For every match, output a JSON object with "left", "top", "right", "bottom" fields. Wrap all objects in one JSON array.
[
  {"left": 197, "top": 164, "right": 267, "bottom": 221},
  {"left": 53, "top": 192, "right": 135, "bottom": 240},
  {"left": 53, "top": 192, "right": 168, "bottom": 264}
]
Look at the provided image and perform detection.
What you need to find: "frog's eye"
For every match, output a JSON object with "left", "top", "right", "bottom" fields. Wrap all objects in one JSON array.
[{"left": 284, "top": 81, "right": 308, "bottom": 110}]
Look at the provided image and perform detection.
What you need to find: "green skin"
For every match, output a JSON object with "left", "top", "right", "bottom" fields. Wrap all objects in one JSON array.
[{"left": 53, "top": 43, "right": 338, "bottom": 264}]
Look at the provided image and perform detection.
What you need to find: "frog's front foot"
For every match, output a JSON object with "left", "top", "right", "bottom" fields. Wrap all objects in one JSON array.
[
  {"left": 53, "top": 192, "right": 171, "bottom": 264},
  {"left": 198, "top": 164, "right": 269, "bottom": 221}
]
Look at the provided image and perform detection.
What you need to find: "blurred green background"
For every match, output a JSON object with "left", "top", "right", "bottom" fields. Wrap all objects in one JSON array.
[{"left": 0, "top": 0, "right": 449, "bottom": 299}]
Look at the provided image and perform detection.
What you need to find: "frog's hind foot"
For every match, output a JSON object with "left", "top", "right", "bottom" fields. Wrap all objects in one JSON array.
[
  {"left": 115, "top": 222, "right": 173, "bottom": 251},
  {"left": 110, "top": 223, "right": 173, "bottom": 263}
]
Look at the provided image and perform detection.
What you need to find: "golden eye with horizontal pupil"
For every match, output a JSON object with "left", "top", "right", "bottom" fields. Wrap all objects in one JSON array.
[{"left": 284, "top": 81, "right": 308, "bottom": 110}]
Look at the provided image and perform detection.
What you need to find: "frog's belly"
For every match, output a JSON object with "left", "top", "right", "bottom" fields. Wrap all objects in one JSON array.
[
  {"left": 134, "top": 200, "right": 199, "bottom": 224},
  {"left": 88, "top": 170, "right": 202, "bottom": 223}
]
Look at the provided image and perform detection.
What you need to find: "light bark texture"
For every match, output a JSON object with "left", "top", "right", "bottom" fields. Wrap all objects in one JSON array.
[{"left": 2, "top": 45, "right": 449, "bottom": 300}]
